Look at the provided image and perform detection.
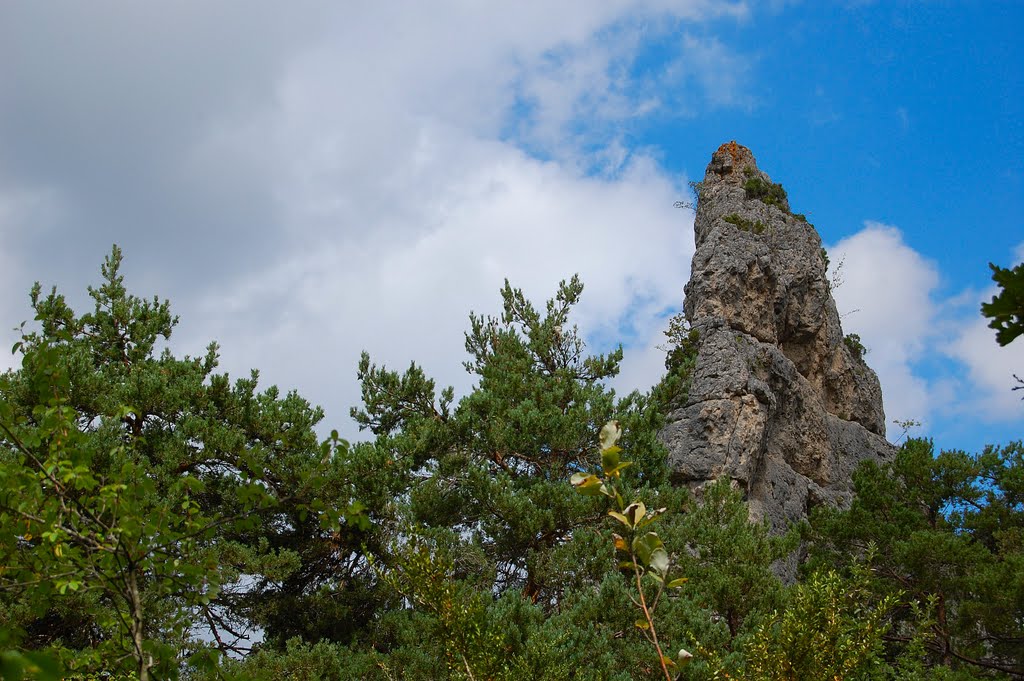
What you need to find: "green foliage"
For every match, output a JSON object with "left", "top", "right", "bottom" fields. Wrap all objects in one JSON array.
[
  {"left": 981, "top": 261, "right": 1024, "bottom": 347},
  {"left": 820, "top": 247, "right": 830, "bottom": 271},
  {"left": 673, "top": 480, "right": 798, "bottom": 643},
  {"left": 742, "top": 568, "right": 897, "bottom": 680},
  {"left": 650, "top": 314, "right": 698, "bottom": 413},
  {"left": 571, "top": 437, "right": 806, "bottom": 681},
  {"left": 844, "top": 332, "right": 867, "bottom": 361},
  {"left": 377, "top": 534, "right": 518, "bottom": 679},
  {"left": 2, "top": 246, "right": 1015, "bottom": 680},
  {"left": 0, "top": 247, "right": 369, "bottom": 678},
  {"left": 351, "top": 275, "right": 667, "bottom": 605},
  {"left": 336, "top": 276, "right": 689, "bottom": 677},
  {"left": 810, "top": 438, "right": 1024, "bottom": 678},
  {"left": 572, "top": 420, "right": 690, "bottom": 680},
  {"left": 341, "top": 279, "right": 756, "bottom": 679},
  {"left": 0, "top": 377, "right": 234, "bottom": 679},
  {"left": 238, "top": 639, "right": 363, "bottom": 680},
  {"left": 723, "top": 213, "right": 767, "bottom": 235},
  {"left": 742, "top": 168, "right": 788, "bottom": 210},
  {"left": 0, "top": 649, "right": 64, "bottom": 681}
]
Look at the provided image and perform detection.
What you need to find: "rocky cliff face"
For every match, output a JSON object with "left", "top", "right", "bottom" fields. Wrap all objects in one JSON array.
[{"left": 660, "top": 142, "right": 894, "bottom": 532}]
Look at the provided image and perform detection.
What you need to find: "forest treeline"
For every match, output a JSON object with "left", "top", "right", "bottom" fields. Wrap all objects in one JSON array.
[{"left": 1, "top": 247, "right": 1021, "bottom": 680}]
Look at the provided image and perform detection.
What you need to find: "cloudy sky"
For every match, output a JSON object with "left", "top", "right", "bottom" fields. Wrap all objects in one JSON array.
[{"left": 1, "top": 1, "right": 1021, "bottom": 451}]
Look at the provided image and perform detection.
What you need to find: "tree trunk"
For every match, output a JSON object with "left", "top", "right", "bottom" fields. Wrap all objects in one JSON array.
[
  {"left": 128, "top": 569, "right": 150, "bottom": 681},
  {"left": 936, "top": 592, "right": 953, "bottom": 668}
]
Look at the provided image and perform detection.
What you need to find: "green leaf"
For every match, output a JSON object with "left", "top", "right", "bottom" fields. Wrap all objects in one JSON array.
[
  {"left": 624, "top": 501, "right": 646, "bottom": 527},
  {"left": 636, "top": 506, "right": 666, "bottom": 528},
  {"left": 634, "top": 618, "right": 650, "bottom": 630},
  {"left": 632, "top": 532, "right": 664, "bottom": 567},
  {"left": 981, "top": 262, "right": 1024, "bottom": 346},
  {"left": 24, "top": 651, "right": 63, "bottom": 680},
  {"left": 632, "top": 535, "right": 652, "bottom": 565},
  {"left": 667, "top": 577, "right": 689, "bottom": 588},
  {"left": 114, "top": 404, "right": 138, "bottom": 419},
  {"left": 607, "top": 461, "right": 633, "bottom": 478},
  {"left": 188, "top": 647, "right": 222, "bottom": 674},
  {"left": 0, "top": 652, "right": 27, "bottom": 681},
  {"left": 569, "top": 472, "right": 589, "bottom": 486},
  {"left": 571, "top": 473, "right": 604, "bottom": 496},
  {"left": 601, "top": 447, "right": 620, "bottom": 475},
  {"left": 608, "top": 510, "right": 631, "bottom": 528}
]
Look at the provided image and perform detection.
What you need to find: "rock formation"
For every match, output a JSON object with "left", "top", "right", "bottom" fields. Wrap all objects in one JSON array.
[{"left": 660, "top": 141, "right": 894, "bottom": 533}]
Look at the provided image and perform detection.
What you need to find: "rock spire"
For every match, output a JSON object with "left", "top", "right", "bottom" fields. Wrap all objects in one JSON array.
[{"left": 660, "top": 141, "right": 894, "bottom": 532}]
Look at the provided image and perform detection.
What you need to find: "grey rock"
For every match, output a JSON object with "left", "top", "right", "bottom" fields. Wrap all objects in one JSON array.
[{"left": 661, "top": 142, "right": 894, "bottom": 535}]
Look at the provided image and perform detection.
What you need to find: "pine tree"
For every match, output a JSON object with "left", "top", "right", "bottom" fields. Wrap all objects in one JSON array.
[
  {"left": 809, "top": 438, "right": 1024, "bottom": 678},
  {"left": 352, "top": 276, "right": 670, "bottom": 606},
  {"left": 0, "top": 247, "right": 368, "bottom": 677}
]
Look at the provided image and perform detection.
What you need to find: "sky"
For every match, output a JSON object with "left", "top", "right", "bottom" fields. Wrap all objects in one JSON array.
[{"left": 0, "top": 1, "right": 1021, "bottom": 452}]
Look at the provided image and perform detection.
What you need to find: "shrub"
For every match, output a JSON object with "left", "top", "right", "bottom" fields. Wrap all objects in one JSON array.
[
  {"left": 724, "top": 213, "right": 767, "bottom": 235},
  {"left": 742, "top": 168, "right": 788, "bottom": 210},
  {"left": 843, "top": 333, "right": 867, "bottom": 361}
]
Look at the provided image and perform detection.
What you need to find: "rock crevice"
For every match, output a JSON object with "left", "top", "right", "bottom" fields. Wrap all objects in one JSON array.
[{"left": 660, "top": 142, "right": 894, "bottom": 532}]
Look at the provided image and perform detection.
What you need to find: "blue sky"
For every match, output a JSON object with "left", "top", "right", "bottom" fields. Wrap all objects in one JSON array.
[
  {"left": 0, "top": 1, "right": 1020, "bottom": 452},
  {"left": 633, "top": 2, "right": 1023, "bottom": 282},
  {"left": 612, "top": 2, "right": 1024, "bottom": 450}
]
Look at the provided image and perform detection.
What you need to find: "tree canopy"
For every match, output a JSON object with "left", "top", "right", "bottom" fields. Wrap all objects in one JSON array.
[
  {"left": 0, "top": 247, "right": 1020, "bottom": 680},
  {"left": 982, "top": 261, "right": 1024, "bottom": 347}
]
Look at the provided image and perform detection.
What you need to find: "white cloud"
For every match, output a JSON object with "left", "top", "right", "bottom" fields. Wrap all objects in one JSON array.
[
  {"left": 184, "top": 135, "right": 692, "bottom": 437},
  {"left": 829, "top": 222, "right": 939, "bottom": 429},
  {"left": 830, "top": 223, "right": 1023, "bottom": 442},
  {"left": 613, "top": 314, "right": 678, "bottom": 398},
  {"left": 0, "top": 1, "right": 756, "bottom": 438},
  {"left": 944, "top": 315, "right": 1024, "bottom": 422},
  {"left": 675, "top": 33, "right": 759, "bottom": 110},
  {"left": 157, "top": 2, "right": 747, "bottom": 436},
  {"left": 941, "top": 241, "right": 1024, "bottom": 423},
  {"left": 2, "top": 2, "right": 1010, "bottom": 453}
]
